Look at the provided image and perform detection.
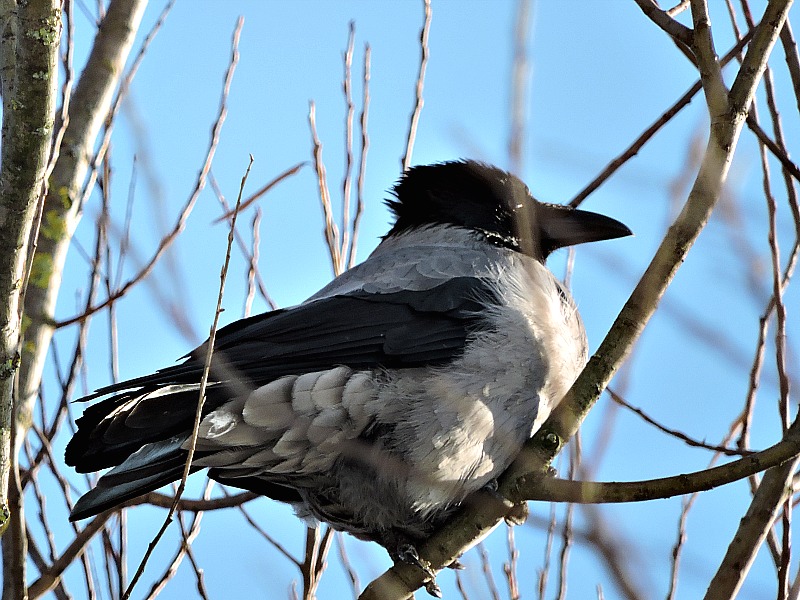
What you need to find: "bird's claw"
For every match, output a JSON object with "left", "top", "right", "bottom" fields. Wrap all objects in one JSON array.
[
  {"left": 397, "top": 544, "right": 442, "bottom": 598},
  {"left": 481, "top": 480, "right": 528, "bottom": 526},
  {"left": 504, "top": 501, "right": 529, "bottom": 526}
]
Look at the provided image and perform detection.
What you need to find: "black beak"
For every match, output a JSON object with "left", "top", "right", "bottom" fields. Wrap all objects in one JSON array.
[{"left": 536, "top": 203, "right": 632, "bottom": 258}]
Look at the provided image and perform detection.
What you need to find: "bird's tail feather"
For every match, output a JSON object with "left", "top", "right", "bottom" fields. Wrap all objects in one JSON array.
[
  {"left": 69, "top": 435, "right": 198, "bottom": 521},
  {"left": 65, "top": 384, "right": 215, "bottom": 473}
]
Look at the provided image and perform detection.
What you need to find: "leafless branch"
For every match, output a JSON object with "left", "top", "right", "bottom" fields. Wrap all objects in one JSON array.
[
  {"left": 569, "top": 31, "right": 753, "bottom": 208},
  {"left": 55, "top": 5, "right": 236, "bottom": 330},
  {"left": 633, "top": 0, "right": 694, "bottom": 46},
  {"left": 28, "top": 510, "right": 115, "bottom": 599},
  {"left": 349, "top": 43, "right": 371, "bottom": 269},
  {"left": 130, "top": 489, "right": 258, "bottom": 512},
  {"left": 508, "top": 0, "right": 531, "bottom": 175},
  {"left": 309, "top": 101, "right": 342, "bottom": 274},
  {"left": 401, "top": 0, "right": 431, "bottom": 171},
  {"left": 208, "top": 172, "right": 277, "bottom": 311},
  {"left": 244, "top": 209, "right": 261, "bottom": 317},
  {"left": 779, "top": 20, "right": 800, "bottom": 114},
  {"left": 0, "top": 0, "right": 61, "bottom": 596},
  {"left": 220, "top": 486, "right": 299, "bottom": 566},
  {"left": 336, "top": 533, "right": 361, "bottom": 599},
  {"left": 503, "top": 525, "right": 520, "bottom": 600},
  {"left": 213, "top": 161, "right": 306, "bottom": 224},
  {"left": 608, "top": 389, "right": 752, "bottom": 456},
  {"left": 122, "top": 25, "right": 247, "bottom": 597},
  {"left": 341, "top": 22, "right": 356, "bottom": 273},
  {"left": 478, "top": 542, "right": 501, "bottom": 600}
]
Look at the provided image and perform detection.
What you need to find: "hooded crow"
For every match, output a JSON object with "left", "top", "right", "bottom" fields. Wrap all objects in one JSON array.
[{"left": 67, "top": 159, "right": 630, "bottom": 561}]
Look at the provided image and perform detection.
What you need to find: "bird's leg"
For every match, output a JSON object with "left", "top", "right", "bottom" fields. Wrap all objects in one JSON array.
[{"left": 396, "top": 543, "right": 442, "bottom": 598}]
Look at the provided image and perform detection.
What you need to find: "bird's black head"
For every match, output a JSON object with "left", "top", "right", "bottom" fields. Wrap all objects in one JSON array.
[{"left": 386, "top": 160, "right": 632, "bottom": 261}]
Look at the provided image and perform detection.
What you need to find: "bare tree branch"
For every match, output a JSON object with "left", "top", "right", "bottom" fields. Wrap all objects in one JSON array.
[
  {"left": 633, "top": 0, "right": 694, "bottom": 46},
  {"left": 401, "top": 0, "right": 431, "bottom": 172},
  {"left": 508, "top": 0, "right": 531, "bottom": 176},
  {"left": 0, "top": 1, "right": 61, "bottom": 597},
  {"left": 17, "top": 0, "right": 148, "bottom": 454},
  {"left": 122, "top": 33, "right": 247, "bottom": 596},
  {"left": 348, "top": 43, "right": 370, "bottom": 269},
  {"left": 309, "top": 101, "right": 342, "bottom": 274},
  {"left": 569, "top": 31, "right": 753, "bottom": 208},
  {"left": 27, "top": 510, "right": 115, "bottom": 599}
]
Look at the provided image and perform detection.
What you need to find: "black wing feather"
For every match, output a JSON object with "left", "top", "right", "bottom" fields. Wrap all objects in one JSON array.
[{"left": 66, "top": 277, "right": 496, "bottom": 472}]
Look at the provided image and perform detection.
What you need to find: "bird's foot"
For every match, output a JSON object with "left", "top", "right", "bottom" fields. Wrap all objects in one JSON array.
[
  {"left": 480, "top": 480, "right": 529, "bottom": 526},
  {"left": 504, "top": 501, "right": 529, "bottom": 526},
  {"left": 397, "top": 544, "right": 442, "bottom": 598}
]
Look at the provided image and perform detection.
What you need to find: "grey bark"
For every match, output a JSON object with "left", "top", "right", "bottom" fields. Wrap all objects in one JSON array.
[{"left": 0, "top": 1, "right": 61, "bottom": 598}]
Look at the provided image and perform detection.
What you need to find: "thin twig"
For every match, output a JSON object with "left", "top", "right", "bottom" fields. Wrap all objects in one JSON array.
[
  {"left": 128, "top": 489, "right": 258, "bottom": 512},
  {"left": 28, "top": 511, "right": 116, "bottom": 599},
  {"left": 478, "top": 542, "right": 501, "bottom": 600},
  {"left": 608, "top": 388, "right": 752, "bottom": 456},
  {"left": 667, "top": 0, "right": 691, "bottom": 16},
  {"left": 55, "top": 2, "right": 231, "bottom": 329},
  {"left": 455, "top": 569, "right": 470, "bottom": 600},
  {"left": 26, "top": 531, "right": 70, "bottom": 600},
  {"left": 212, "top": 161, "right": 306, "bottom": 223},
  {"left": 144, "top": 480, "right": 213, "bottom": 600},
  {"left": 401, "top": 0, "right": 431, "bottom": 171},
  {"left": 244, "top": 209, "right": 261, "bottom": 317},
  {"left": 313, "top": 527, "right": 335, "bottom": 597},
  {"left": 302, "top": 527, "right": 321, "bottom": 600},
  {"left": 538, "top": 502, "right": 557, "bottom": 600},
  {"left": 336, "top": 532, "right": 361, "bottom": 599},
  {"left": 309, "top": 101, "right": 342, "bottom": 274},
  {"left": 667, "top": 496, "right": 692, "bottom": 600},
  {"left": 508, "top": 0, "right": 531, "bottom": 175},
  {"left": 208, "top": 172, "right": 277, "bottom": 311},
  {"left": 578, "top": 504, "right": 646, "bottom": 600},
  {"left": 555, "top": 439, "right": 579, "bottom": 600},
  {"left": 633, "top": 0, "right": 694, "bottom": 46},
  {"left": 349, "top": 43, "right": 371, "bottom": 269},
  {"left": 503, "top": 525, "right": 520, "bottom": 600},
  {"left": 121, "top": 78, "right": 250, "bottom": 600},
  {"left": 341, "top": 21, "right": 356, "bottom": 274},
  {"left": 219, "top": 486, "right": 299, "bottom": 566},
  {"left": 568, "top": 31, "right": 754, "bottom": 208},
  {"left": 779, "top": 21, "right": 800, "bottom": 116}
]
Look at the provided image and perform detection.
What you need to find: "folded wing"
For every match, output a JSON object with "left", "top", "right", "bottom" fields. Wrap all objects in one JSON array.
[{"left": 66, "top": 276, "right": 495, "bottom": 520}]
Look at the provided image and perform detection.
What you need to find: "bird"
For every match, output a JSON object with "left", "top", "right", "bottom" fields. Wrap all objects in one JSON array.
[{"left": 66, "top": 159, "right": 630, "bottom": 565}]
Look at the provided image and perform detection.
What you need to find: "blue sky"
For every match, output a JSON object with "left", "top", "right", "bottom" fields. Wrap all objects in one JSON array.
[{"left": 35, "top": 1, "right": 800, "bottom": 598}]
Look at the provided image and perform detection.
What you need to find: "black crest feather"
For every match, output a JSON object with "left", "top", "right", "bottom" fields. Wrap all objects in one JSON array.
[{"left": 386, "top": 160, "right": 531, "bottom": 252}]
